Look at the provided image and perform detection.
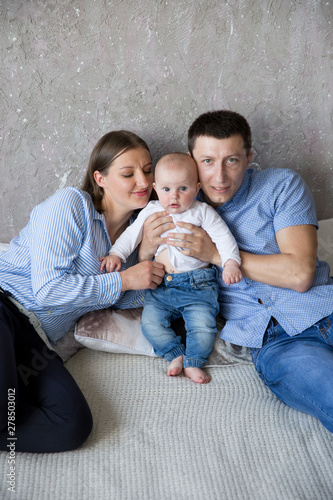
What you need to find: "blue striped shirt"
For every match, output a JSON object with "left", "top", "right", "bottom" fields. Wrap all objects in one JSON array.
[
  {"left": 0, "top": 188, "right": 144, "bottom": 343},
  {"left": 197, "top": 167, "right": 333, "bottom": 348}
]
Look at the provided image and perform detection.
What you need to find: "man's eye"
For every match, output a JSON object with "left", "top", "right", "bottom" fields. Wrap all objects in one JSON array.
[
  {"left": 227, "top": 158, "right": 237, "bottom": 164},
  {"left": 203, "top": 159, "right": 212, "bottom": 164},
  {"left": 122, "top": 174, "right": 133, "bottom": 178},
  {"left": 144, "top": 169, "right": 152, "bottom": 175}
]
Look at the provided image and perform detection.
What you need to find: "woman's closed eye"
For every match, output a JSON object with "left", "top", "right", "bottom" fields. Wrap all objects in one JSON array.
[{"left": 122, "top": 168, "right": 152, "bottom": 178}]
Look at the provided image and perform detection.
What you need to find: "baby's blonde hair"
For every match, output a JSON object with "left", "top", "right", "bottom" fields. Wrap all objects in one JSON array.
[{"left": 154, "top": 152, "right": 198, "bottom": 181}]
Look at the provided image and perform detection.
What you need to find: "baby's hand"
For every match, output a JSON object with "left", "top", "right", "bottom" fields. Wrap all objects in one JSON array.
[
  {"left": 99, "top": 253, "right": 122, "bottom": 273},
  {"left": 222, "top": 259, "right": 243, "bottom": 286}
]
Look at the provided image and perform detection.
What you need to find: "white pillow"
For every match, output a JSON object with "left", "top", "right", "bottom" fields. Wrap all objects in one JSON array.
[
  {"left": 75, "top": 307, "right": 156, "bottom": 357},
  {"left": 0, "top": 243, "right": 9, "bottom": 252}
]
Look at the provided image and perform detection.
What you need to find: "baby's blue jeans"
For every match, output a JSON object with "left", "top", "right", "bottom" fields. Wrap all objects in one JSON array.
[
  {"left": 142, "top": 268, "right": 219, "bottom": 368},
  {"left": 251, "top": 311, "right": 333, "bottom": 432}
]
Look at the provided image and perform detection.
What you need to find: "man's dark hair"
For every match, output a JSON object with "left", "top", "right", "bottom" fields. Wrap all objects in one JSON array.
[{"left": 188, "top": 110, "right": 252, "bottom": 156}]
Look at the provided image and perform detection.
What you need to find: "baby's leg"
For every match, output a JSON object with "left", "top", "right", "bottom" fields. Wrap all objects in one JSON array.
[
  {"left": 184, "top": 366, "right": 211, "bottom": 384},
  {"left": 142, "top": 290, "right": 185, "bottom": 376},
  {"left": 167, "top": 355, "right": 183, "bottom": 377},
  {"left": 182, "top": 292, "right": 219, "bottom": 384}
]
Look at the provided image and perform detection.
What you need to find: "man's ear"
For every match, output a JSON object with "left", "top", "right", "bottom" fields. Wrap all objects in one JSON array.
[
  {"left": 196, "top": 182, "right": 201, "bottom": 196},
  {"left": 247, "top": 150, "right": 253, "bottom": 168}
]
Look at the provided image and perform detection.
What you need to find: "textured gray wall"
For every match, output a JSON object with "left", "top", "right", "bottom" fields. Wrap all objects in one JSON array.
[{"left": 1, "top": 0, "right": 332, "bottom": 242}]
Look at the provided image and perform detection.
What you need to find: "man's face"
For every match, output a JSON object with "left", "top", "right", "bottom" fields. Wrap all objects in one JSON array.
[{"left": 191, "top": 135, "right": 252, "bottom": 207}]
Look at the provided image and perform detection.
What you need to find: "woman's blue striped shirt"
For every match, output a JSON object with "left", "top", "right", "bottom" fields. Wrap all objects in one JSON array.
[{"left": 0, "top": 188, "right": 144, "bottom": 343}]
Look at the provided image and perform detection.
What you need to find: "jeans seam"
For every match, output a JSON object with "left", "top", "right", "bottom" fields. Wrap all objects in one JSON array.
[{"left": 268, "top": 379, "right": 333, "bottom": 425}]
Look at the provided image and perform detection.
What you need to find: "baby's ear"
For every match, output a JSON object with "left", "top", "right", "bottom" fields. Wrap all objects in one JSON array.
[{"left": 196, "top": 182, "right": 201, "bottom": 195}]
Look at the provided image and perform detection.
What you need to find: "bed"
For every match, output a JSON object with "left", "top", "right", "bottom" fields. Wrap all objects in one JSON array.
[{"left": 0, "top": 219, "right": 333, "bottom": 500}]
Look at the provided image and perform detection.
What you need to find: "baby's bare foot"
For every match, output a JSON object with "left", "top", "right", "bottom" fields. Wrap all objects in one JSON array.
[
  {"left": 184, "top": 367, "right": 211, "bottom": 384},
  {"left": 167, "top": 355, "right": 183, "bottom": 376}
]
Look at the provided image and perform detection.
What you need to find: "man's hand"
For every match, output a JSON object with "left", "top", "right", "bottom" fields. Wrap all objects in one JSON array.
[{"left": 167, "top": 221, "right": 221, "bottom": 266}]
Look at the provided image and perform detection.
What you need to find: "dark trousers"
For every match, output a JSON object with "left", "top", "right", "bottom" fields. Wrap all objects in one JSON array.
[{"left": 0, "top": 292, "right": 92, "bottom": 452}]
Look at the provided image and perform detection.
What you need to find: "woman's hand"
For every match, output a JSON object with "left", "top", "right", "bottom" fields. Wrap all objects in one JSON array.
[
  {"left": 139, "top": 211, "right": 175, "bottom": 261},
  {"left": 120, "top": 261, "right": 165, "bottom": 291},
  {"left": 167, "top": 221, "right": 222, "bottom": 266}
]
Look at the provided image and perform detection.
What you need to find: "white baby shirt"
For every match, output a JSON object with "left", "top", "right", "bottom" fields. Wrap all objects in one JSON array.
[{"left": 110, "top": 200, "right": 240, "bottom": 272}]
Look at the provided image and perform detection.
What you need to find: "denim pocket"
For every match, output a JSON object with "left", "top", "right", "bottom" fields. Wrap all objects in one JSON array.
[
  {"left": 194, "top": 279, "right": 218, "bottom": 292},
  {"left": 318, "top": 314, "right": 333, "bottom": 347}
]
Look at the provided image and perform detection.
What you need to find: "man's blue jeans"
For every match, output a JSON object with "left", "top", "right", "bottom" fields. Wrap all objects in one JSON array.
[
  {"left": 142, "top": 268, "right": 219, "bottom": 368},
  {"left": 251, "top": 311, "right": 333, "bottom": 432}
]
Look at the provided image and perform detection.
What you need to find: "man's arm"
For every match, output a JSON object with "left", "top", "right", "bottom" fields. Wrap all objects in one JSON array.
[
  {"left": 168, "top": 222, "right": 317, "bottom": 292},
  {"left": 240, "top": 224, "right": 318, "bottom": 292}
]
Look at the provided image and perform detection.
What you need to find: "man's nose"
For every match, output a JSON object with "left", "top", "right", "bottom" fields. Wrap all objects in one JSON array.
[{"left": 215, "top": 165, "right": 228, "bottom": 183}]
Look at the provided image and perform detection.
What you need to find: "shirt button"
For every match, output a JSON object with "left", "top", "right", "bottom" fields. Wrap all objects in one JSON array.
[{"left": 166, "top": 275, "right": 173, "bottom": 282}]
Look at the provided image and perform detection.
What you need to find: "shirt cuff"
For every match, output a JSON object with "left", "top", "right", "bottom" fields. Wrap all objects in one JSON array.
[{"left": 96, "top": 272, "right": 122, "bottom": 306}]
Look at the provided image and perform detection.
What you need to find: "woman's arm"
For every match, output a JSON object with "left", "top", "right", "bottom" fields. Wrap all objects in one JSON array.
[{"left": 30, "top": 189, "right": 164, "bottom": 309}]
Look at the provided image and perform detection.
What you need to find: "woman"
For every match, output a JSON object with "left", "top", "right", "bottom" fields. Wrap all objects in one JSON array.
[{"left": 0, "top": 130, "right": 169, "bottom": 453}]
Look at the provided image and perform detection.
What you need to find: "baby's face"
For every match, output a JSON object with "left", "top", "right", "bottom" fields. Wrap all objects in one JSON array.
[{"left": 153, "top": 161, "right": 201, "bottom": 214}]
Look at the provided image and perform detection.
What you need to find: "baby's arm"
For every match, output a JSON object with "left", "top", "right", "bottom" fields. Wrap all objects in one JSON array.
[
  {"left": 99, "top": 253, "right": 122, "bottom": 273},
  {"left": 199, "top": 203, "right": 243, "bottom": 285},
  {"left": 223, "top": 259, "right": 243, "bottom": 286}
]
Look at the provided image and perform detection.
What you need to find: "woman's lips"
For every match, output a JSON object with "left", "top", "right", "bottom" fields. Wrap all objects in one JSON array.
[{"left": 132, "top": 189, "right": 149, "bottom": 197}]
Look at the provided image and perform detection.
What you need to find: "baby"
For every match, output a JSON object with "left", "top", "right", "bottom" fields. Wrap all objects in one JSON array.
[{"left": 100, "top": 153, "right": 242, "bottom": 383}]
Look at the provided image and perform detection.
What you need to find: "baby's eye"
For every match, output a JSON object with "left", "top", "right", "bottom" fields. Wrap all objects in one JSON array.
[
  {"left": 163, "top": 187, "right": 170, "bottom": 192},
  {"left": 180, "top": 186, "right": 188, "bottom": 192}
]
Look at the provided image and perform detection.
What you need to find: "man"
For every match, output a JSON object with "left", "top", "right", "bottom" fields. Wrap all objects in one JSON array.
[{"left": 173, "top": 110, "right": 333, "bottom": 431}]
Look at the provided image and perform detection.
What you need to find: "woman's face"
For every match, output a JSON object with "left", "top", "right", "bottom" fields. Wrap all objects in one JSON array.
[{"left": 94, "top": 147, "right": 153, "bottom": 214}]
